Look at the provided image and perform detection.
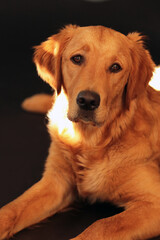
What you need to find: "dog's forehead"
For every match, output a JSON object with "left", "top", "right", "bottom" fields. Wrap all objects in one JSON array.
[{"left": 65, "top": 26, "right": 129, "bottom": 55}]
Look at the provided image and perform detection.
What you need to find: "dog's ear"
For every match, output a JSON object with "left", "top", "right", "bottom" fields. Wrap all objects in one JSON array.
[
  {"left": 33, "top": 25, "right": 77, "bottom": 94},
  {"left": 125, "top": 32, "right": 155, "bottom": 108}
]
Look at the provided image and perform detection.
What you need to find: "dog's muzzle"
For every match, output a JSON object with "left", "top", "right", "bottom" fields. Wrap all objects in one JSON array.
[{"left": 75, "top": 90, "right": 100, "bottom": 124}]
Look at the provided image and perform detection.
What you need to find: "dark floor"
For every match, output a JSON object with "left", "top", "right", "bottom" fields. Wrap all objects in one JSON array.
[{"left": 0, "top": 0, "right": 160, "bottom": 239}]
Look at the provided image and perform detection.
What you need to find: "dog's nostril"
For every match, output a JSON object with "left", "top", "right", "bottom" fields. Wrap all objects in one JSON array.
[
  {"left": 77, "top": 91, "right": 100, "bottom": 111},
  {"left": 78, "top": 97, "right": 86, "bottom": 105},
  {"left": 90, "top": 100, "right": 97, "bottom": 109}
]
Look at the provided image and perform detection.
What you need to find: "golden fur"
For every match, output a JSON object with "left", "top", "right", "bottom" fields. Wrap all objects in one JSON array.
[{"left": 1, "top": 25, "right": 160, "bottom": 240}]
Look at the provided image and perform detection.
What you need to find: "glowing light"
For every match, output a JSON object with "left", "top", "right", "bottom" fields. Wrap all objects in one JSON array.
[
  {"left": 47, "top": 90, "right": 80, "bottom": 142},
  {"left": 53, "top": 42, "right": 60, "bottom": 56},
  {"left": 149, "top": 66, "right": 160, "bottom": 90}
]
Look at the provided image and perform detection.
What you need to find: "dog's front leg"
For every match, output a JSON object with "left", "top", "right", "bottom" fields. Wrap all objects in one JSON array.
[
  {"left": 0, "top": 156, "right": 75, "bottom": 239},
  {"left": 71, "top": 199, "right": 160, "bottom": 240}
]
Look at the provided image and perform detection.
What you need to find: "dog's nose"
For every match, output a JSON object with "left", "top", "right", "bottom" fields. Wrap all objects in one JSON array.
[{"left": 76, "top": 91, "right": 100, "bottom": 111}]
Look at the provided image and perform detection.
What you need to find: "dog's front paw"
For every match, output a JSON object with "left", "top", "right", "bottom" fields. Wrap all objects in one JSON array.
[{"left": 0, "top": 206, "right": 17, "bottom": 240}]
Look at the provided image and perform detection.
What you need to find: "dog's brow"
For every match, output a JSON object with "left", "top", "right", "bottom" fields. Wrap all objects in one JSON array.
[
  {"left": 81, "top": 44, "right": 90, "bottom": 52},
  {"left": 71, "top": 44, "right": 90, "bottom": 54}
]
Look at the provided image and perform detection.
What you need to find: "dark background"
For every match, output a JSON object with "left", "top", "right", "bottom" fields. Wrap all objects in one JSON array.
[{"left": 0, "top": 0, "right": 160, "bottom": 239}]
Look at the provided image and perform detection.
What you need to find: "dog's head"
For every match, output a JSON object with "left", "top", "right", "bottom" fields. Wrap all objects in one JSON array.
[{"left": 34, "top": 25, "right": 155, "bottom": 127}]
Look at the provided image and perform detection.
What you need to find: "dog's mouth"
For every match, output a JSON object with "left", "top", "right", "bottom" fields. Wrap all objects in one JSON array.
[{"left": 68, "top": 111, "right": 102, "bottom": 127}]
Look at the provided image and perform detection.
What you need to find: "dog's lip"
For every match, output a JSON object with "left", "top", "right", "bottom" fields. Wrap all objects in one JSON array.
[{"left": 67, "top": 114, "right": 103, "bottom": 127}]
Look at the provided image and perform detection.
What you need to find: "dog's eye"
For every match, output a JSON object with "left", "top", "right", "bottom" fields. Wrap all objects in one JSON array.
[
  {"left": 109, "top": 63, "right": 122, "bottom": 73},
  {"left": 71, "top": 55, "right": 84, "bottom": 65}
]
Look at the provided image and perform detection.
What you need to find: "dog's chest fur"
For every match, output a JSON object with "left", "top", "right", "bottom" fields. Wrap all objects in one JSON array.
[
  {"left": 68, "top": 143, "right": 130, "bottom": 204},
  {"left": 72, "top": 149, "right": 106, "bottom": 199},
  {"left": 65, "top": 134, "right": 157, "bottom": 204}
]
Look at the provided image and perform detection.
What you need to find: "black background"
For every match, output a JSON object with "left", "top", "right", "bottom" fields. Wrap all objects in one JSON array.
[{"left": 0, "top": 0, "right": 160, "bottom": 239}]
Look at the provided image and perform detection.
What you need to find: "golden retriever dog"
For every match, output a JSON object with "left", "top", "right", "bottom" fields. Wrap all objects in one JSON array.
[{"left": 0, "top": 25, "right": 160, "bottom": 240}]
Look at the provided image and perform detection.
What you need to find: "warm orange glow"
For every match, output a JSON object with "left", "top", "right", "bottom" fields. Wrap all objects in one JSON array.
[
  {"left": 47, "top": 90, "right": 80, "bottom": 142},
  {"left": 149, "top": 66, "right": 160, "bottom": 90}
]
